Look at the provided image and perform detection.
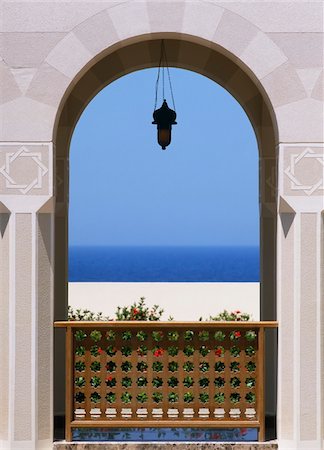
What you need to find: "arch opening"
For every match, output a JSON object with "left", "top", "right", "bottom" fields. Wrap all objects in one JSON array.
[{"left": 53, "top": 35, "right": 278, "bottom": 441}]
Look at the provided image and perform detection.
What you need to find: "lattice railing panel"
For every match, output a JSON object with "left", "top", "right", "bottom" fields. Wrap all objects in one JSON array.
[{"left": 54, "top": 321, "right": 277, "bottom": 441}]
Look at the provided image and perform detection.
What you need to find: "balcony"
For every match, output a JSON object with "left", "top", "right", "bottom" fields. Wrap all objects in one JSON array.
[{"left": 54, "top": 321, "right": 277, "bottom": 443}]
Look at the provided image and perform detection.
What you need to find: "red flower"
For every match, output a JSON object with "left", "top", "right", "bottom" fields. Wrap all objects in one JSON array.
[
  {"left": 234, "top": 331, "right": 241, "bottom": 338},
  {"left": 98, "top": 347, "right": 103, "bottom": 354},
  {"left": 215, "top": 348, "right": 223, "bottom": 357},
  {"left": 106, "top": 376, "right": 113, "bottom": 382},
  {"left": 133, "top": 308, "right": 139, "bottom": 315},
  {"left": 235, "top": 310, "right": 241, "bottom": 314},
  {"left": 153, "top": 348, "right": 164, "bottom": 357}
]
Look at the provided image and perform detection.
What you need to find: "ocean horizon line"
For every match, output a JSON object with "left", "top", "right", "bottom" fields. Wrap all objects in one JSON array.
[{"left": 69, "top": 244, "right": 260, "bottom": 248}]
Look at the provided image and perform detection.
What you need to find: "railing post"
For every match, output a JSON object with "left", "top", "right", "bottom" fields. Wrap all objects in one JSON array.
[
  {"left": 65, "top": 326, "right": 72, "bottom": 442},
  {"left": 258, "top": 326, "right": 265, "bottom": 441}
]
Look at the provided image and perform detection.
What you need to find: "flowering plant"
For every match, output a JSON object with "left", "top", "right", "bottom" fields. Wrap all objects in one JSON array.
[
  {"left": 168, "top": 361, "right": 178, "bottom": 372},
  {"left": 199, "top": 393, "right": 209, "bottom": 403},
  {"left": 137, "top": 376, "right": 148, "bottom": 387},
  {"left": 184, "top": 330, "right": 194, "bottom": 341},
  {"left": 152, "top": 361, "right": 163, "bottom": 372},
  {"left": 152, "top": 392, "right": 163, "bottom": 403},
  {"left": 199, "top": 377, "right": 209, "bottom": 388},
  {"left": 90, "top": 376, "right": 101, "bottom": 387},
  {"left": 214, "top": 331, "right": 226, "bottom": 341},
  {"left": 183, "top": 376, "right": 194, "bottom": 387},
  {"left": 75, "top": 361, "right": 85, "bottom": 372},
  {"left": 106, "top": 392, "right": 116, "bottom": 403},
  {"left": 153, "top": 348, "right": 164, "bottom": 357},
  {"left": 136, "top": 330, "right": 147, "bottom": 341},
  {"left": 120, "top": 361, "right": 132, "bottom": 372},
  {"left": 168, "top": 376, "right": 179, "bottom": 388},
  {"left": 75, "top": 330, "right": 87, "bottom": 341},
  {"left": 214, "top": 392, "right": 225, "bottom": 404},
  {"left": 199, "top": 362, "right": 209, "bottom": 372},
  {"left": 215, "top": 346, "right": 224, "bottom": 357},
  {"left": 167, "top": 346, "right": 178, "bottom": 356},
  {"left": 229, "top": 330, "right": 241, "bottom": 341},
  {"left": 167, "top": 331, "right": 179, "bottom": 341},
  {"left": 90, "top": 330, "right": 102, "bottom": 342},
  {"left": 105, "top": 376, "right": 116, "bottom": 387},
  {"left": 184, "top": 392, "right": 194, "bottom": 403},
  {"left": 137, "top": 345, "right": 148, "bottom": 356},
  {"left": 106, "top": 330, "right": 116, "bottom": 341},
  {"left": 121, "top": 346, "right": 132, "bottom": 357},
  {"left": 152, "top": 377, "right": 163, "bottom": 388},
  {"left": 137, "top": 361, "right": 148, "bottom": 372},
  {"left": 214, "top": 376, "right": 225, "bottom": 388},
  {"left": 183, "top": 361, "right": 194, "bottom": 372},
  {"left": 121, "top": 392, "right": 132, "bottom": 403},
  {"left": 115, "top": 297, "right": 163, "bottom": 321},
  {"left": 245, "top": 330, "right": 257, "bottom": 341},
  {"left": 208, "top": 309, "right": 251, "bottom": 322},
  {"left": 68, "top": 306, "right": 109, "bottom": 321},
  {"left": 152, "top": 331, "right": 164, "bottom": 342},
  {"left": 122, "top": 377, "right": 132, "bottom": 388},
  {"left": 90, "top": 392, "right": 101, "bottom": 403},
  {"left": 183, "top": 345, "right": 195, "bottom": 357},
  {"left": 199, "top": 345, "right": 210, "bottom": 357},
  {"left": 198, "top": 330, "right": 209, "bottom": 341},
  {"left": 168, "top": 392, "right": 179, "bottom": 403},
  {"left": 90, "top": 361, "right": 100, "bottom": 371},
  {"left": 137, "top": 392, "right": 148, "bottom": 403}
]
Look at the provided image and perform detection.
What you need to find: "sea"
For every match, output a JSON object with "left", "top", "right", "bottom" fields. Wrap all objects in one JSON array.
[{"left": 68, "top": 246, "right": 259, "bottom": 282}]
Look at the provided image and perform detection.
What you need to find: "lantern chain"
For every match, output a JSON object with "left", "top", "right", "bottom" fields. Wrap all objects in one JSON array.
[{"left": 154, "top": 40, "right": 176, "bottom": 112}]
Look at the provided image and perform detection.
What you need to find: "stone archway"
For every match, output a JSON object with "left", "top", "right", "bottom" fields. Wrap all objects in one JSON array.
[
  {"left": 53, "top": 35, "right": 279, "bottom": 437},
  {"left": 0, "top": 2, "right": 323, "bottom": 449}
]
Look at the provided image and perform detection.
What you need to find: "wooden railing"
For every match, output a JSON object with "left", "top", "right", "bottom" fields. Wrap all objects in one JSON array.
[{"left": 54, "top": 321, "right": 277, "bottom": 442}]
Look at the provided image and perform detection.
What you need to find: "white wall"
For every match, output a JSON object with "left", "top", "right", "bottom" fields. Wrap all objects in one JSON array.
[{"left": 68, "top": 282, "right": 260, "bottom": 321}]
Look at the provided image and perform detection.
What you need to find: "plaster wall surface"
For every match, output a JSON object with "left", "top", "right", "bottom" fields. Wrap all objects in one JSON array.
[
  {"left": 68, "top": 282, "right": 261, "bottom": 321},
  {"left": 0, "top": 1, "right": 323, "bottom": 450}
]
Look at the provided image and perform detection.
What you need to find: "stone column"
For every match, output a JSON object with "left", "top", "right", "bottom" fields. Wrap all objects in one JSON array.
[
  {"left": 277, "top": 144, "right": 324, "bottom": 450},
  {"left": 0, "top": 143, "right": 54, "bottom": 450}
]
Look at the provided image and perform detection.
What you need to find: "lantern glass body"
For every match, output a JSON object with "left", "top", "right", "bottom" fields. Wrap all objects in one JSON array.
[{"left": 158, "top": 128, "right": 171, "bottom": 150}]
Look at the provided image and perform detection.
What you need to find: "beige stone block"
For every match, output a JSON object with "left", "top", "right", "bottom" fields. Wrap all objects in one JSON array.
[
  {"left": 0, "top": 144, "right": 52, "bottom": 196},
  {"left": 0, "top": 2, "right": 114, "bottom": 32},
  {"left": 216, "top": 2, "right": 324, "bottom": 32},
  {"left": 0, "top": 61, "right": 22, "bottom": 104},
  {"left": 311, "top": 70, "right": 324, "bottom": 102},
  {"left": 240, "top": 32, "right": 288, "bottom": 80},
  {"left": 181, "top": 2, "right": 224, "bottom": 41},
  {"left": 108, "top": 2, "right": 151, "bottom": 41},
  {"left": 9, "top": 68, "right": 37, "bottom": 95},
  {"left": 0, "top": 97, "right": 56, "bottom": 141},
  {"left": 276, "top": 99, "right": 324, "bottom": 143},
  {"left": 261, "top": 62, "right": 306, "bottom": 108},
  {"left": 212, "top": 10, "right": 258, "bottom": 58},
  {"left": 46, "top": 32, "right": 93, "bottom": 79},
  {"left": 146, "top": 1, "right": 186, "bottom": 33},
  {"left": 74, "top": 9, "right": 119, "bottom": 55},
  {"left": 282, "top": 145, "right": 324, "bottom": 197},
  {"left": 267, "top": 32, "right": 324, "bottom": 69},
  {"left": 0, "top": 32, "right": 66, "bottom": 68},
  {"left": 26, "top": 63, "right": 71, "bottom": 108},
  {"left": 296, "top": 68, "right": 323, "bottom": 98}
]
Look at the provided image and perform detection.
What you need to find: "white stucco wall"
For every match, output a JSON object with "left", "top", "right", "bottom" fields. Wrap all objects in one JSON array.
[{"left": 68, "top": 282, "right": 260, "bottom": 321}]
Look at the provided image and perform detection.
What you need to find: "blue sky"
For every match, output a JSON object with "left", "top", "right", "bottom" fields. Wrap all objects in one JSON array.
[{"left": 69, "top": 68, "right": 259, "bottom": 247}]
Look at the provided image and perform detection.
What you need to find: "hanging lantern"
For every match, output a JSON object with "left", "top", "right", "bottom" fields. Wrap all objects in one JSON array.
[
  {"left": 152, "top": 100, "right": 177, "bottom": 150},
  {"left": 152, "top": 41, "right": 177, "bottom": 150}
]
